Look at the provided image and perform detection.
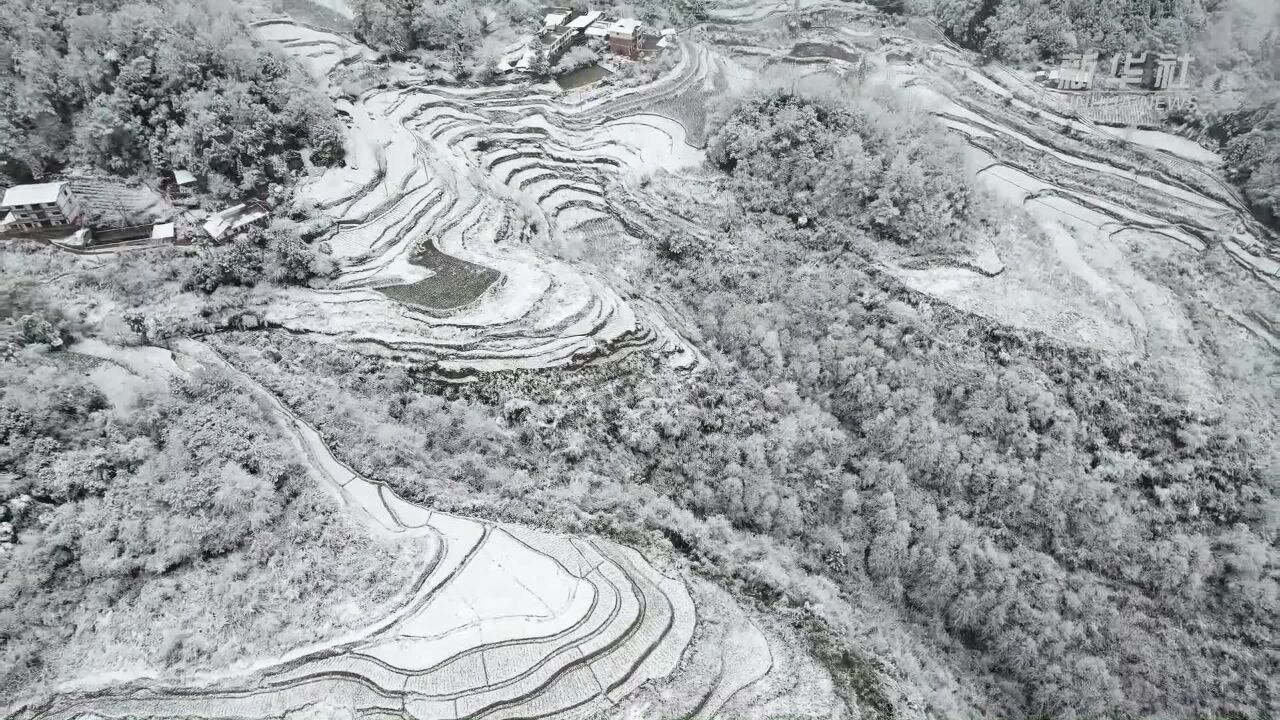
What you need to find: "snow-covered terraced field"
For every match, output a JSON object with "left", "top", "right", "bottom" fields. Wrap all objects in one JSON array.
[
  {"left": 12, "top": 341, "right": 698, "bottom": 720},
  {"left": 830, "top": 26, "right": 1276, "bottom": 408},
  {"left": 678, "top": 7, "right": 1272, "bottom": 371},
  {"left": 237, "top": 19, "right": 718, "bottom": 376},
  {"left": 11, "top": 336, "right": 850, "bottom": 720},
  {"left": 22, "top": 515, "right": 694, "bottom": 720},
  {"left": 21, "top": 4, "right": 1272, "bottom": 717},
  {"left": 12, "top": 333, "right": 845, "bottom": 720}
]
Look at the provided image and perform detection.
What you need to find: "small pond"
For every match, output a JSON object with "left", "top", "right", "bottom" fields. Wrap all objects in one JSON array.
[{"left": 555, "top": 63, "right": 612, "bottom": 91}]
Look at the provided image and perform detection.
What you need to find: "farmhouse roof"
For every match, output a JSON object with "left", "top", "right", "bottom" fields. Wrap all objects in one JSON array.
[
  {"left": 541, "top": 27, "right": 571, "bottom": 44},
  {"left": 608, "top": 18, "right": 642, "bottom": 35},
  {"left": 173, "top": 169, "right": 197, "bottom": 186},
  {"left": 2, "top": 181, "right": 65, "bottom": 208},
  {"left": 202, "top": 202, "right": 269, "bottom": 240},
  {"left": 151, "top": 222, "right": 176, "bottom": 240},
  {"left": 565, "top": 11, "right": 602, "bottom": 29},
  {"left": 544, "top": 11, "right": 569, "bottom": 27}
]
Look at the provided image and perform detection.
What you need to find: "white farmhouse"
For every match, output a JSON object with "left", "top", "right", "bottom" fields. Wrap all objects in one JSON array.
[{"left": 0, "top": 181, "right": 85, "bottom": 231}]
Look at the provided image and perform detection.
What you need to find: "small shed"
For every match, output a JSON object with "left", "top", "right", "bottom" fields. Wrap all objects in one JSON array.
[
  {"left": 202, "top": 203, "right": 269, "bottom": 241},
  {"left": 151, "top": 222, "right": 176, "bottom": 241},
  {"left": 171, "top": 170, "right": 197, "bottom": 202}
]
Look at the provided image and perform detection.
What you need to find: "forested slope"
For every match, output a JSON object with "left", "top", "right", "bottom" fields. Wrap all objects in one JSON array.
[
  {"left": 0, "top": 251, "right": 415, "bottom": 702},
  {"left": 0, "top": 0, "right": 343, "bottom": 200},
  {"left": 906, "top": 0, "right": 1210, "bottom": 61},
  {"left": 197, "top": 85, "right": 1279, "bottom": 718},
  {"left": 655, "top": 86, "right": 1278, "bottom": 717}
]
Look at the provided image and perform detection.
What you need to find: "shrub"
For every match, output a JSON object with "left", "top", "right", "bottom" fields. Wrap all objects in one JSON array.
[{"left": 183, "top": 223, "right": 333, "bottom": 293}]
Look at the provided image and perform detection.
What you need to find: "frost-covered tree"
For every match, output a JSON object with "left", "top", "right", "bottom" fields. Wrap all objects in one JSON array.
[
  {"left": 707, "top": 85, "right": 979, "bottom": 248},
  {"left": 528, "top": 36, "right": 550, "bottom": 77},
  {"left": 0, "top": 353, "right": 405, "bottom": 697},
  {"left": 183, "top": 221, "right": 333, "bottom": 293},
  {"left": 551, "top": 45, "right": 600, "bottom": 76},
  {"left": 0, "top": 0, "right": 344, "bottom": 195}
]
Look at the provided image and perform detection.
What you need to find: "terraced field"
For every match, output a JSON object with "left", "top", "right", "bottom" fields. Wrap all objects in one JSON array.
[
  {"left": 25, "top": 519, "right": 694, "bottom": 720},
  {"left": 15, "top": 2, "right": 1274, "bottom": 718},
  {"left": 247, "top": 19, "right": 724, "bottom": 377},
  {"left": 4, "top": 335, "right": 850, "bottom": 720},
  {"left": 243, "top": 12, "right": 1275, "bottom": 711},
  {"left": 68, "top": 177, "right": 173, "bottom": 226},
  {"left": 8, "top": 340, "right": 690, "bottom": 720},
  {"left": 644, "top": 3, "right": 1278, "bottom": 407},
  {"left": 850, "top": 26, "right": 1278, "bottom": 409}
]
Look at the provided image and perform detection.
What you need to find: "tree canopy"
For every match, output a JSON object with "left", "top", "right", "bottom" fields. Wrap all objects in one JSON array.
[
  {"left": 0, "top": 348, "right": 406, "bottom": 697},
  {"left": 707, "top": 85, "right": 982, "bottom": 249},
  {"left": 906, "top": 0, "right": 1212, "bottom": 61},
  {"left": 0, "top": 0, "right": 344, "bottom": 199}
]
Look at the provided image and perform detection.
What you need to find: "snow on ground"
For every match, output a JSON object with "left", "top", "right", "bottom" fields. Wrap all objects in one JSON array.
[
  {"left": 71, "top": 338, "right": 185, "bottom": 379},
  {"left": 898, "top": 76, "right": 1222, "bottom": 212},
  {"left": 21, "top": 338, "right": 700, "bottom": 720},
  {"left": 894, "top": 263, "right": 1138, "bottom": 354},
  {"left": 1099, "top": 127, "right": 1223, "bottom": 165},
  {"left": 237, "top": 19, "right": 709, "bottom": 375},
  {"left": 870, "top": 36, "right": 1269, "bottom": 412},
  {"left": 365, "top": 529, "right": 595, "bottom": 671},
  {"left": 254, "top": 21, "right": 366, "bottom": 79}
]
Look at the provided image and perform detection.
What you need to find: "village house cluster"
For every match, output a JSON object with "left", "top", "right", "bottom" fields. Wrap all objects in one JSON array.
[
  {"left": 0, "top": 169, "right": 268, "bottom": 245},
  {"left": 1040, "top": 51, "right": 1193, "bottom": 92},
  {"left": 531, "top": 7, "right": 665, "bottom": 66}
]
